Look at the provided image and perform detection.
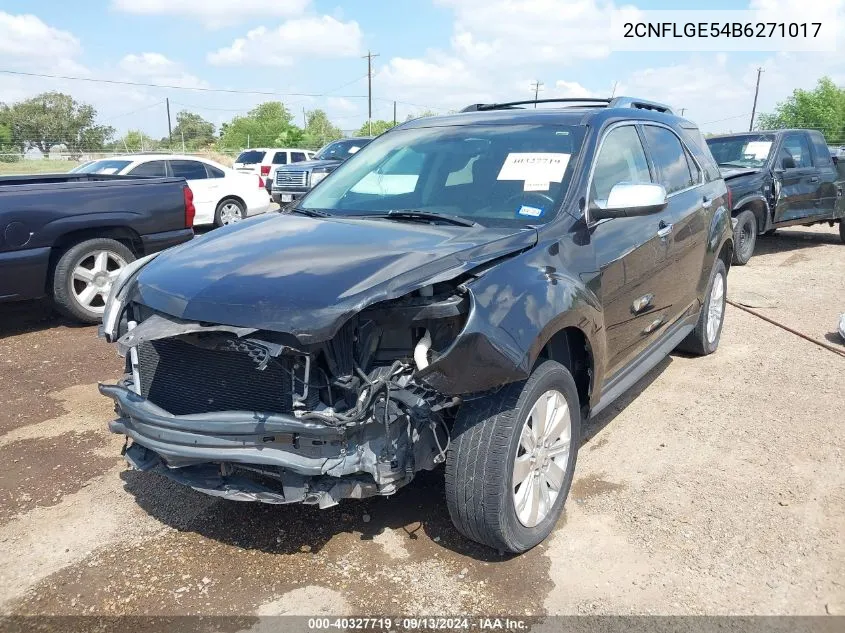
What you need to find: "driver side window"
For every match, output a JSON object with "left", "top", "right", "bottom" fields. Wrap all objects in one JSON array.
[{"left": 590, "top": 125, "right": 652, "bottom": 207}]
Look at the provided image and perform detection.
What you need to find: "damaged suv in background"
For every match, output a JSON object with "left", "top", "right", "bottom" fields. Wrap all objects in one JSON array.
[{"left": 100, "top": 97, "right": 733, "bottom": 553}]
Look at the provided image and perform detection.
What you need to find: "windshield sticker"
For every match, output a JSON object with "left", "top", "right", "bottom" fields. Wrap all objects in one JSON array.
[
  {"left": 517, "top": 205, "right": 544, "bottom": 218},
  {"left": 348, "top": 146, "right": 361, "bottom": 154},
  {"left": 498, "top": 153, "right": 571, "bottom": 184},
  {"left": 524, "top": 180, "right": 550, "bottom": 191},
  {"left": 743, "top": 141, "right": 772, "bottom": 160}
]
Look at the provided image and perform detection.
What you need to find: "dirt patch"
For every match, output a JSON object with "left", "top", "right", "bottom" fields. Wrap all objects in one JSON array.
[
  {"left": 0, "top": 431, "right": 116, "bottom": 524},
  {"left": 7, "top": 471, "right": 549, "bottom": 617},
  {"left": 570, "top": 474, "right": 626, "bottom": 502},
  {"left": 0, "top": 304, "right": 121, "bottom": 434}
]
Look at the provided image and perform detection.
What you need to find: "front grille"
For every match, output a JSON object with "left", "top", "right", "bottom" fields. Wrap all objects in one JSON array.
[
  {"left": 137, "top": 336, "right": 293, "bottom": 415},
  {"left": 274, "top": 170, "right": 308, "bottom": 188}
]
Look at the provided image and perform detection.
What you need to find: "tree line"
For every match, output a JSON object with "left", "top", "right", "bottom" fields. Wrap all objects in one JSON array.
[
  {"left": 0, "top": 92, "right": 431, "bottom": 160},
  {"left": 2, "top": 77, "right": 842, "bottom": 160}
]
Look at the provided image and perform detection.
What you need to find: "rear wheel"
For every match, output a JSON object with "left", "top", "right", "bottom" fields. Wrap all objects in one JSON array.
[
  {"left": 215, "top": 198, "right": 245, "bottom": 227},
  {"left": 52, "top": 238, "right": 135, "bottom": 323},
  {"left": 677, "top": 258, "right": 727, "bottom": 356},
  {"left": 445, "top": 360, "right": 580, "bottom": 553},
  {"left": 732, "top": 209, "right": 757, "bottom": 265}
]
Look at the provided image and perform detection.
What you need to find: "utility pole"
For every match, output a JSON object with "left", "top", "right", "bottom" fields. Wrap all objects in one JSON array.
[
  {"left": 611, "top": 81, "right": 618, "bottom": 98},
  {"left": 166, "top": 98, "right": 173, "bottom": 149},
  {"left": 530, "top": 80, "right": 544, "bottom": 108},
  {"left": 362, "top": 50, "right": 380, "bottom": 135},
  {"left": 302, "top": 107, "right": 307, "bottom": 128},
  {"left": 393, "top": 101, "right": 397, "bottom": 127},
  {"left": 679, "top": 108, "right": 686, "bottom": 116},
  {"left": 749, "top": 67, "right": 764, "bottom": 132},
  {"left": 181, "top": 131, "right": 185, "bottom": 153}
]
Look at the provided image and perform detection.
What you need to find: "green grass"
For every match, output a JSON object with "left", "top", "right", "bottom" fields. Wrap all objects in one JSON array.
[{"left": 0, "top": 160, "right": 78, "bottom": 176}]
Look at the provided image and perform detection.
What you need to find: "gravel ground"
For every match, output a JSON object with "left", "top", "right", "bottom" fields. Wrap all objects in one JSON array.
[{"left": 0, "top": 225, "right": 842, "bottom": 619}]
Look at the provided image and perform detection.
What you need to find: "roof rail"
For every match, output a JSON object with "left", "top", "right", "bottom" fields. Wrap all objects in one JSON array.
[
  {"left": 461, "top": 98, "right": 611, "bottom": 112},
  {"left": 608, "top": 97, "right": 673, "bottom": 114},
  {"left": 460, "top": 95, "right": 674, "bottom": 115}
]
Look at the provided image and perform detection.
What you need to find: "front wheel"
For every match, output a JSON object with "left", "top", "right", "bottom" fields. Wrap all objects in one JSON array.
[
  {"left": 732, "top": 209, "right": 757, "bottom": 265},
  {"left": 445, "top": 360, "right": 581, "bottom": 553}
]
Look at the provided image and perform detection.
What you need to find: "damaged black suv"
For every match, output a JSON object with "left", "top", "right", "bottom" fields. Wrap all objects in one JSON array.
[{"left": 100, "top": 97, "right": 733, "bottom": 553}]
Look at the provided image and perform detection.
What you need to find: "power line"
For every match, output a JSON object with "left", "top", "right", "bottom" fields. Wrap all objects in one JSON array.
[{"left": 0, "top": 68, "right": 371, "bottom": 100}]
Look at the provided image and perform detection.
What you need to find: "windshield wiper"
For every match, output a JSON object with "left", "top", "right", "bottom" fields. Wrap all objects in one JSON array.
[
  {"left": 365, "top": 209, "right": 478, "bottom": 227},
  {"left": 289, "top": 207, "right": 331, "bottom": 218}
]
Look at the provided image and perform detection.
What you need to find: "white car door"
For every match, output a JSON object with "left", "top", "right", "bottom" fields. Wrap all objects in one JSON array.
[{"left": 169, "top": 159, "right": 218, "bottom": 225}]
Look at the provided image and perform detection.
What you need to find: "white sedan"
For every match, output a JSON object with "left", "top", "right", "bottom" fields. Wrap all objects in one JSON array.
[{"left": 75, "top": 154, "right": 272, "bottom": 227}]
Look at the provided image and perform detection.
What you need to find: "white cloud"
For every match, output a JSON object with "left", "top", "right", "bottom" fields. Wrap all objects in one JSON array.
[
  {"left": 0, "top": 11, "right": 81, "bottom": 62},
  {"left": 326, "top": 97, "right": 357, "bottom": 113},
  {"left": 208, "top": 16, "right": 363, "bottom": 66},
  {"left": 119, "top": 53, "right": 208, "bottom": 89},
  {"left": 111, "top": 0, "right": 311, "bottom": 28}
]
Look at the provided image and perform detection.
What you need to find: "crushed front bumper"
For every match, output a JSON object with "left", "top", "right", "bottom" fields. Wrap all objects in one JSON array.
[{"left": 100, "top": 384, "right": 414, "bottom": 507}]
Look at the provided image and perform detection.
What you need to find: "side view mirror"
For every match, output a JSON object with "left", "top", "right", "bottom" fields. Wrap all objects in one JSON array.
[
  {"left": 589, "top": 183, "right": 668, "bottom": 221},
  {"left": 781, "top": 156, "right": 796, "bottom": 169}
]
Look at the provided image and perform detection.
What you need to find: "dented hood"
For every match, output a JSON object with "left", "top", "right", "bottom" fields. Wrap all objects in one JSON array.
[{"left": 132, "top": 213, "right": 537, "bottom": 342}]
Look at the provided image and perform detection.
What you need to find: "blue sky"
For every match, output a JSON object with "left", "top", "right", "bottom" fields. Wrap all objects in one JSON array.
[{"left": 0, "top": 0, "right": 842, "bottom": 140}]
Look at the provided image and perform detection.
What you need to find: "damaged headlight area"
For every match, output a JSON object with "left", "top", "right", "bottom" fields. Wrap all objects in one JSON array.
[{"left": 100, "top": 281, "right": 469, "bottom": 508}]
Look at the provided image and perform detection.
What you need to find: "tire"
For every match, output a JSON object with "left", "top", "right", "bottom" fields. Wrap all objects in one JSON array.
[
  {"left": 52, "top": 238, "right": 135, "bottom": 324},
  {"left": 445, "top": 360, "right": 581, "bottom": 553},
  {"left": 839, "top": 220, "right": 844, "bottom": 244},
  {"left": 214, "top": 198, "right": 246, "bottom": 227},
  {"left": 676, "top": 258, "right": 727, "bottom": 356},
  {"left": 732, "top": 209, "right": 757, "bottom": 265}
]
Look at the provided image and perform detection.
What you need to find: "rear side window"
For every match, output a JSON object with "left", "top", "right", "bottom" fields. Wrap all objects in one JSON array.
[
  {"left": 642, "top": 125, "right": 695, "bottom": 194},
  {"left": 206, "top": 164, "right": 225, "bottom": 178},
  {"left": 272, "top": 152, "right": 288, "bottom": 165},
  {"left": 681, "top": 126, "right": 720, "bottom": 182},
  {"left": 590, "top": 125, "right": 652, "bottom": 205},
  {"left": 235, "top": 150, "right": 266, "bottom": 164},
  {"left": 170, "top": 160, "right": 208, "bottom": 180},
  {"left": 291, "top": 152, "right": 307, "bottom": 163},
  {"left": 780, "top": 134, "right": 812, "bottom": 169},
  {"left": 808, "top": 132, "right": 832, "bottom": 166},
  {"left": 128, "top": 161, "right": 167, "bottom": 177}
]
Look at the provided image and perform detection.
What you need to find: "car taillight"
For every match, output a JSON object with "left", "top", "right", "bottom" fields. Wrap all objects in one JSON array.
[
  {"left": 183, "top": 185, "right": 195, "bottom": 227},
  {"left": 260, "top": 165, "right": 271, "bottom": 176},
  {"left": 258, "top": 175, "right": 265, "bottom": 189}
]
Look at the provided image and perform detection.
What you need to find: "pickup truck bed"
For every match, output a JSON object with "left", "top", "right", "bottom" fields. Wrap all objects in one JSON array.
[{"left": 0, "top": 173, "right": 194, "bottom": 322}]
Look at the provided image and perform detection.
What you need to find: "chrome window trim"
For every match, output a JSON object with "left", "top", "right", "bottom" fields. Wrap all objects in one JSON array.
[{"left": 584, "top": 121, "right": 652, "bottom": 225}]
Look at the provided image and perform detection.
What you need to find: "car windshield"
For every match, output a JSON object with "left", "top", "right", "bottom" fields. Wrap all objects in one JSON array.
[
  {"left": 74, "top": 159, "right": 132, "bottom": 175},
  {"left": 300, "top": 124, "right": 586, "bottom": 227},
  {"left": 706, "top": 134, "right": 776, "bottom": 169},
  {"left": 235, "top": 150, "right": 266, "bottom": 164},
  {"left": 315, "top": 139, "right": 371, "bottom": 161}
]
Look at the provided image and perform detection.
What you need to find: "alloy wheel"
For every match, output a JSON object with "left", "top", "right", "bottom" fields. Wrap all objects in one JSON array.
[
  {"left": 219, "top": 203, "right": 243, "bottom": 225},
  {"left": 71, "top": 250, "right": 127, "bottom": 314},
  {"left": 512, "top": 389, "right": 572, "bottom": 528},
  {"left": 706, "top": 272, "right": 725, "bottom": 344}
]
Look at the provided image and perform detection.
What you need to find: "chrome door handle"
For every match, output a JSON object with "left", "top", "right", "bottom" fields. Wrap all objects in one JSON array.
[
  {"left": 657, "top": 223, "right": 673, "bottom": 238},
  {"left": 702, "top": 196, "right": 713, "bottom": 208}
]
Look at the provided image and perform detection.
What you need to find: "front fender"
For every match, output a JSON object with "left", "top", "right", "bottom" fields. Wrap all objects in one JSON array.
[
  {"left": 697, "top": 202, "right": 733, "bottom": 300},
  {"left": 417, "top": 245, "right": 604, "bottom": 396}
]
